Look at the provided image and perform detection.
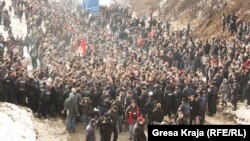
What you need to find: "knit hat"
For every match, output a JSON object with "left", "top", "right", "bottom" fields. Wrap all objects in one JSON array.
[{"left": 137, "top": 116, "right": 145, "bottom": 122}]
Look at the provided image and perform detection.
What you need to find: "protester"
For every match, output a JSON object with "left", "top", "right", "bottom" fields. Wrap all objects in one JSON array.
[
  {"left": 0, "top": 1, "right": 249, "bottom": 140},
  {"left": 133, "top": 116, "right": 146, "bottom": 141},
  {"left": 161, "top": 116, "right": 173, "bottom": 125},
  {"left": 97, "top": 113, "right": 112, "bottom": 141},
  {"left": 151, "top": 103, "right": 164, "bottom": 125},
  {"left": 62, "top": 90, "right": 80, "bottom": 133},
  {"left": 126, "top": 100, "right": 140, "bottom": 140},
  {"left": 107, "top": 105, "right": 119, "bottom": 141},
  {"left": 176, "top": 111, "right": 188, "bottom": 125},
  {"left": 85, "top": 119, "right": 96, "bottom": 141}
]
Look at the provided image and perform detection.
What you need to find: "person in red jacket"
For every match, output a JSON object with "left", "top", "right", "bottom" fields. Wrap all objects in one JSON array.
[{"left": 125, "top": 99, "right": 140, "bottom": 140}]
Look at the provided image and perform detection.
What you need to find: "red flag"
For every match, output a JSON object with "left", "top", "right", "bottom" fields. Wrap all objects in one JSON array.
[{"left": 80, "top": 38, "right": 87, "bottom": 56}]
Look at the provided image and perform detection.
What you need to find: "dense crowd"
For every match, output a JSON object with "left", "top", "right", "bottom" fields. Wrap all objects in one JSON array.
[{"left": 0, "top": 0, "right": 250, "bottom": 141}]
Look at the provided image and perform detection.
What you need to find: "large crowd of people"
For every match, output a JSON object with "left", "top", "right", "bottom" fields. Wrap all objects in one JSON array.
[{"left": 0, "top": 0, "right": 250, "bottom": 141}]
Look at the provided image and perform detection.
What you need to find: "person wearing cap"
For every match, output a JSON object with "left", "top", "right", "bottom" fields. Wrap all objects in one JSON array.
[
  {"left": 125, "top": 99, "right": 140, "bottom": 140},
  {"left": 97, "top": 113, "right": 112, "bottom": 141},
  {"left": 85, "top": 119, "right": 96, "bottom": 141},
  {"left": 133, "top": 116, "right": 146, "bottom": 141},
  {"left": 219, "top": 79, "right": 230, "bottom": 107}
]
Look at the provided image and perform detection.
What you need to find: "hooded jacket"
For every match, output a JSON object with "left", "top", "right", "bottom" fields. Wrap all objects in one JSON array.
[{"left": 62, "top": 93, "right": 79, "bottom": 118}]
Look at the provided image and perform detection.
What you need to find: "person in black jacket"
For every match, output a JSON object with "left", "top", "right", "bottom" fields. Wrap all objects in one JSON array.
[
  {"left": 38, "top": 82, "right": 51, "bottom": 118},
  {"left": 112, "top": 95, "right": 124, "bottom": 133},
  {"left": 107, "top": 105, "right": 119, "bottom": 141},
  {"left": 99, "top": 91, "right": 113, "bottom": 117},
  {"left": 176, "top": 111, "right": 188, "bottom": 125},
  {"left": 189, "top": 95, "right": 198, "bottom": 125},
  {"left": 246, "top": 81, "right": 250, "bottom": 107},
  {"left": 27, "top": 75, "right": 40, "bottom": 112},
  {"left": 16, "top": 73, "right": 28, "bottom": 106},
  {"left": 97, "top": 113, "right": 112, "bottom": 141},
  {"left": 231, "top": 82, "right": 239, "bottom": 111},
  {"left": 3, "top": 71, "right": 17, "bottom": 104},
  {"left": 151, "top": 103, "right": 164, "bottom": 125},
  {"left": 133, "top": 117, "right": 146, "bottom": 141}
]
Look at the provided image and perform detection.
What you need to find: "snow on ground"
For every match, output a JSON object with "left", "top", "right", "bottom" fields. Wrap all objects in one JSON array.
[
  {"left": 0, "top": 0, "right": 32, "bottom": 73},
  {"left": 99, "top": 0, "right": 112, "bottom": 6},
  {"left": 0, "top": 102, "right": 36, "bottom": 141},
  {"left": 223, "top": 103, "right": 250, "bottom": 125},
  {"left": 34, "top": 118, "right": 68, "bottom": 141}
]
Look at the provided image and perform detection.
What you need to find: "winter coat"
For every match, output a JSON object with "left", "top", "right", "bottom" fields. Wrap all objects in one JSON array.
[
  {"left": 85, "top": 125, "right": 96, "bottom": 141},
  {"left": 107, "top": 109, "right": 118, "bottom": 126},
  {"left": 151, "top": 108, "right": 164, "bottom": 123},
  {"left": 176, "top": 117, "right": 188, "bottom": 125},
  {"left": 62, "top": 93, "right": 79, "bottom": 118},
  {"left": 182, "top": 53, "right": 191, "bottom": 64},
  {"left": 219, "top": 83, "right": 230, "bottom": 95},
  {"left": 97, "top": 116, "right": 112, "bottom": 136},
  {"left": 178, "top": 102, "right": 190, "bottom": 119},
  {"left": 133, "top": 123, "right": 146, "bottom": 141},
  {"left": 189, "top": 100, "right": 198, "bottom": 119},
  {"left": 126, "top": 105, "right": 140, "bottom": 124}
]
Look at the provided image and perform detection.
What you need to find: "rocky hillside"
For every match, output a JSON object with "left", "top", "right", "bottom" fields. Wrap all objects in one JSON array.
[{"left": 127, "top": 0, "right": 250, "bottom": 39}]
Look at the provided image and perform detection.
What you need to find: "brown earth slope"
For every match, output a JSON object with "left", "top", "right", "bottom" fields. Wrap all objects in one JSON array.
[{"left": 128, "top": 0, "right": 250, "bottom": 39}]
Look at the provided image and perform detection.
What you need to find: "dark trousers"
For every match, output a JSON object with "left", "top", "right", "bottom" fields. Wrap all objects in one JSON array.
[
  {"left": 18, "top": 90, "right": 27, "bottom": 106},
  {"left": 111, "top": 125, "right": 118, "bottom": 141},
  {"left": 28, "top": 92, "right": 40, "bottom": 112},
  {"left": 100, "top": 134, "right": 111, "bottom": 141},
  {"left": 199, "top": 109, "right": 205, "bottom": 125},
  {"left": 4, "top": 88, "right": 17, "bottom": 104},
  {"left": 99, "top": 107, "right": 109, "bottom": 117},
  {"left": 31, "top": 57, "right": 37, "bottom": 68},
  {"left": 231, "top": 100, "right": 237, "bottom": 110},
  {"left": 38, "top": 100, "right": 50, "bottom": 117},
  {"left": 189, "top": 115, "right": 196, "bottom": 125}
]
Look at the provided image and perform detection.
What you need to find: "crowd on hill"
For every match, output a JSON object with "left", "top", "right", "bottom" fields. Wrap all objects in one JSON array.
[{"left": 0, "top": 0, "right": 250, "bottom": 141}]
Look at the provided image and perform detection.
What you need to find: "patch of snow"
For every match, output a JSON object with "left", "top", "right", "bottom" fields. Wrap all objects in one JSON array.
[
  {"left": 99, "top": 0, "right": 112, "bottom": 6},
  {"left": 159, "top": 0, "right": 167, "bottom": 9},
  {"left": 231, "top": 106, "right": 250, "bottom": 125},
  {"left": 0, "top": 102, "right": 36, "bottom": 141}
]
